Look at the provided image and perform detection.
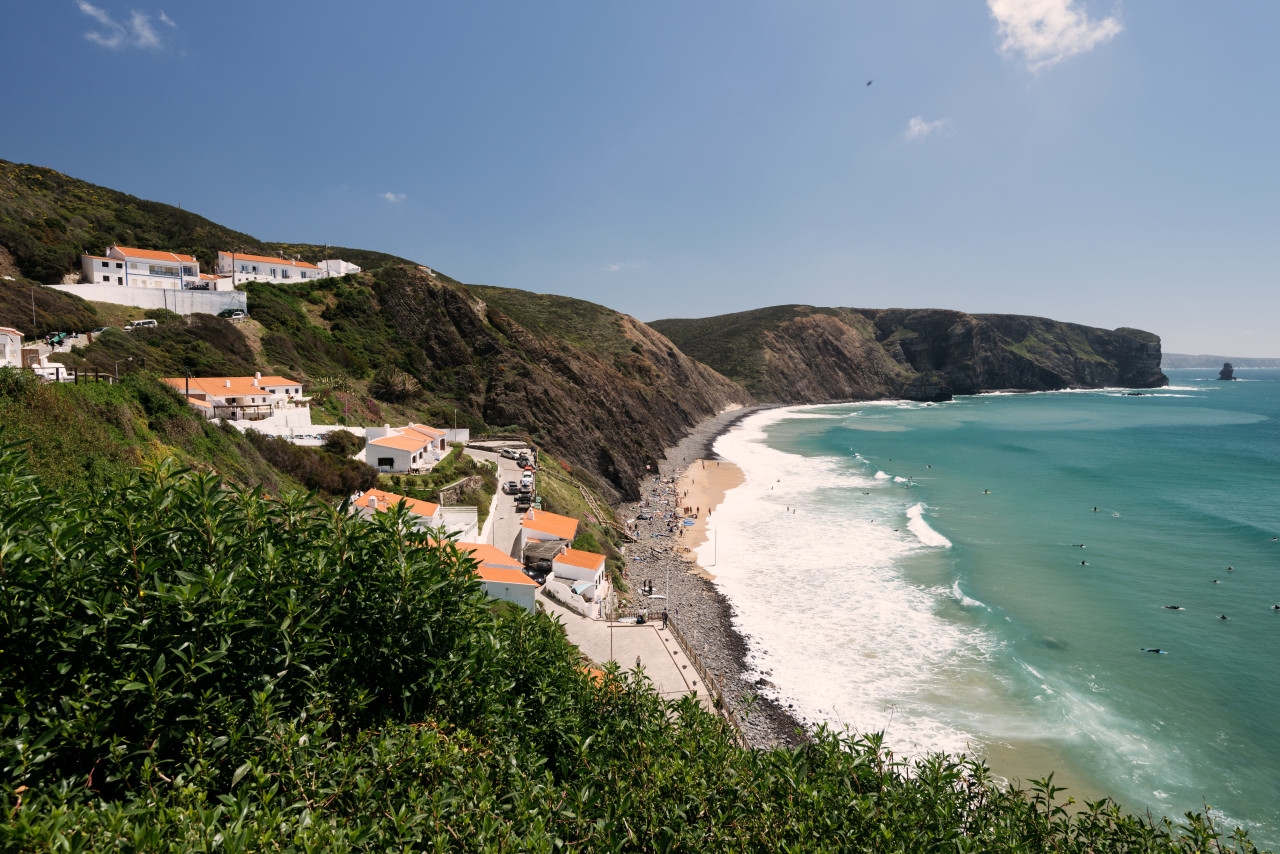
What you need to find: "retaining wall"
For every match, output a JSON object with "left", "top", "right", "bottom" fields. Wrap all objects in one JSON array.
[{"left": 47, "top": 285, "right": 247, "bottom": 316}]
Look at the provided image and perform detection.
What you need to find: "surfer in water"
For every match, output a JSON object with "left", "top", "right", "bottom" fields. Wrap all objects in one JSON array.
[
  {"left": 982, "top": 489, "right": 991, "bottom": 494},
  {"left": 1073, "top": 544, "right": 1086, "bottom": 548},
  {"left": 1080, "top": 560, "right": 1089, "bottom": 566},
  {"left": 1220, "top": 615, "right": 1230, "bottom": 621},
  {"left": 1141, "top": 648, "right": 1167, "bottom": 654},
  {"left": 1163, "top": 605, "right": 1184, "bottom": 610}
]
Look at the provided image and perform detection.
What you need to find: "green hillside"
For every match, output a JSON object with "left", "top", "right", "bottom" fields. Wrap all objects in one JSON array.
[{"left": 0, "top": 159, "right": 416, "bottom": 284}]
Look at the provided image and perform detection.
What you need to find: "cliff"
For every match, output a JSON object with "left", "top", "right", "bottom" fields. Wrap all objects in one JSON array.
[{"left": 651, "top": 305, "right": 1166, "bottom": 402}]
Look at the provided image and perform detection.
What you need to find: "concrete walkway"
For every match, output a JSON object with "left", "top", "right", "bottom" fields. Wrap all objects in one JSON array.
[{"left": 538, "top": 590, "right": 712, "bottom": 708}]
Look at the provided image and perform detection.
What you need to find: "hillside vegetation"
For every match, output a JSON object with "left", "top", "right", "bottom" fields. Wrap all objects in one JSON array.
[
  {"left": 652, "top": 305, "right": 1167, "bottom": 401},
  {"left": 0, "top": 444, "right": 1263, "bottom": 852},
  {"left": 0, "top": 159, "right": 415, "bottom": 284}
]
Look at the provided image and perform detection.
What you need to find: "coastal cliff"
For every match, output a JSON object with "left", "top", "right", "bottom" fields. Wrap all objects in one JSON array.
[{"left": 651, "top": 305, "right": 1167, "bottom": 402}]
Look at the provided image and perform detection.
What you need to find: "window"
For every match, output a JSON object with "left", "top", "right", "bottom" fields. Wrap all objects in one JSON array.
[
  {"left": 182, "top": 266, "right": 195, "bottom": 277},
  {"left": 270, "top": 268, "right": 277, "bottom": 278},
  {"left": 100, "top": 261, "right": 108, "bottom": 268}
]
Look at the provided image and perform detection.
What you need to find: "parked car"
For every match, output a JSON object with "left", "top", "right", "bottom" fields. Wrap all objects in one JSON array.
[
  {"left": 124, "top": 319, "right": 157, "bottom": 331},
  {"left": 502, "top": 481, "right": 520, "bottom": 495},
  {"left": 517, "top": 483, "right": 532, "bottom": 495},
  {"left": 217, "top": 308, "right": 248, "bottom": 319},
  {"left": 90, "top": 326, "right": 110, "bottom": 335},
  {"left": 499, "top": 448, "right": 519, "bottom": 460}
]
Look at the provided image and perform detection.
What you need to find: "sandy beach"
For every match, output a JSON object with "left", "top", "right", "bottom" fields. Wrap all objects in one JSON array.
[{"left": 617, "top": 405, "right": 806, "bottom": 748}]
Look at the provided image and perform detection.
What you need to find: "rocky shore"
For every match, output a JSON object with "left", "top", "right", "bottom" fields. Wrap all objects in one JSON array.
[{"left": 616, "top": 405, "right": 808, "bottom": 749}]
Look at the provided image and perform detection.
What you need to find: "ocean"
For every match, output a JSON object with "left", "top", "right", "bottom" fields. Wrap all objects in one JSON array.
[{"left": 697, "top": 369, "right": 1280, "bottom": 845}]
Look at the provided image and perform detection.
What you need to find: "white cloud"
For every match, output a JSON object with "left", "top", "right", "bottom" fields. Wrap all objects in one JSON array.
[
  {"left": 904, "top": 116, "right": 952, "bottom": 141},
  {"left": 77, "top": 1, "right": 174, "bottom": 50},
  {"left": 379, "top": 192, "right": 407, "bottom": 203},
  {"left": 988, "top": 0, "right": 1122, "bottom": 71},
  {"left": 601, "top": 260, "right": 643, "bottom": 273}
]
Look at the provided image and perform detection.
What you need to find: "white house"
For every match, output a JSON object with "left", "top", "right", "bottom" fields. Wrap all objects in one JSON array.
[
  {"left": 551, "top": 548, "right": 607, "bottom": 591},
  {"left": 455, "top": 541, "right": 538, "bottom": 612},
  {"left": 215, "top": 252, "right": 323, "bottom": 285},
  {"left": 317, "top": 259, "right": 362, "bottom": 277},
  {"left": 0, "top": 327, "right": 23, "bottom": 367},
  {"left": 80, "top": 246, "right": 202, "bottom": 290},
  {"left": 161, "top": 373, "right": 310, "bottom": 423},
  {"left": 517, "top": 507, "right": 579, "bottom": 555},
  {"left": 364, "top": 423, "right": 450, "bottom": 473},
  {"left": 352, "top": 488, "right": 445, "bottom": 530}
]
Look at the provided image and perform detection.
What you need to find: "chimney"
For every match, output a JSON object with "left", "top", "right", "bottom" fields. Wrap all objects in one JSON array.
[
  {"left": 224, "top": 380, "right": 231, "bottom": 388},
  {"left": 367, "top": 494, "right": 378, "bottom": 509}
]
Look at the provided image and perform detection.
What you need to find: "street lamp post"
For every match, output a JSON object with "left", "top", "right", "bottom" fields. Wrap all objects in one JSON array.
[{"left": 114, "top": 356, "right": 133, "bottom": 382}]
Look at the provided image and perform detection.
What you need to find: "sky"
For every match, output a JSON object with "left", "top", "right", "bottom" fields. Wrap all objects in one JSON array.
[{"left": 4, "top": 1, "right": 1278, "bottom": 356}]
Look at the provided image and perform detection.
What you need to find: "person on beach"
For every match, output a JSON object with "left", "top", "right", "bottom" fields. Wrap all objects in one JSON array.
[{"left": 662, "top": 609, "right": 668, "bottom": 629}]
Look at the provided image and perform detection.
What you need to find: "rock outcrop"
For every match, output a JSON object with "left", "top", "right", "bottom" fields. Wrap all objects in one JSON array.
[
  {"left": 1219, "top": 362, "right": 1236, "bottom": 381},
  {"left": 371, "top": 268, "right": 752, "bottom": 500},
  {"left": 652, "top": 305, "right": 1167, "bottom": 403}
]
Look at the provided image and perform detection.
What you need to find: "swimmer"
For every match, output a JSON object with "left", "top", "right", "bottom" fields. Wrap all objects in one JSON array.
[
  {"left": 1226, "top": 566, "right": 1234, "bottom": 571},
  {"left": 1113, "top": 513, "right": 1120, "bottom": 517},
  {"left": 1163, "top": 605, "right": 1184, "bottom": 610}
]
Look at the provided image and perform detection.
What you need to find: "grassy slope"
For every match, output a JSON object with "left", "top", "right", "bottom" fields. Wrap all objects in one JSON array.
[
  {"left": 468, "top": 284, "right": 638, "bottom": 359},
  {"left": 0, "top": 159, "right": 416, "bottom": 285}
]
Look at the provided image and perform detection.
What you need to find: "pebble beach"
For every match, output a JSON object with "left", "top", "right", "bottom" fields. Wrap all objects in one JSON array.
[{"left": 617, "top": 405, "right": 807, "bottom": 748}]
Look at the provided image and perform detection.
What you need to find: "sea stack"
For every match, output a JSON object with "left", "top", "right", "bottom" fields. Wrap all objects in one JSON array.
[{"left": 1218, "top": 362, "right": 1236, "bottom": 381}]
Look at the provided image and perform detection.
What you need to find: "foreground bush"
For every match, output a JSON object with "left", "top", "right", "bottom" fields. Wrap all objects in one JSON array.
[{"left": 0, "top": 442, "right": 1264, "bottom": 852}]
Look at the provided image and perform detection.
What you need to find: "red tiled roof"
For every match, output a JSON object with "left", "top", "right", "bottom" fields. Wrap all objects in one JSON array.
[
  {"left": 358, "top": 488, "right": 439, "bottom": 518},
  {"left": 368, "top": 434, "right": 429, "bottom": 452},
  {"left": 219, "top": 251, "right": 320, "bottom": 270},
  {"left": 112, "top": 246, "right": 197, "bottom": 263},
  {"left": 554, "top": 548, "right": 605, "bottom": 571},
  {"left": 456, "top": 542, "right": 524, "bottom": 570},
  {"left": 161, "top": 376, "right": 298, "bottom": 398},
  {"left": 521, "top": 508, "right": 578, "bottom": 540}
]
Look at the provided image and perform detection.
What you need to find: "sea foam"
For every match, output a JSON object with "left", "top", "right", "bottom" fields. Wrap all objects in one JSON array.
[{"left": 907, "top": 503, "right": 952, "bottom": 547}]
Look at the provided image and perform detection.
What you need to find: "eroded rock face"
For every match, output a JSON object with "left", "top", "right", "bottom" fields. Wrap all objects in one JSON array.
[
  {"left": 374, "top": 267, "right": 752, "bottom": 500},
  {"left": 655, "top": 305, "right": 1167, "bottom": 403}
]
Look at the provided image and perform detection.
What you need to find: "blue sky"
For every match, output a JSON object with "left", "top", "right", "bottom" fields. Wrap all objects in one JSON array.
[{"left": 5, "top": 1, "right": 1278, "bottom": 356}]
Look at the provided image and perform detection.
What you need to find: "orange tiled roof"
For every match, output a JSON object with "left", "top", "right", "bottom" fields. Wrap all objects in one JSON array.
[
  {"left": 403, "top": 424, "right": 446, "bottom": 440},
  {"left": 112, "top": 246, "right": 198, "bottom": 263},
  {"left": 220, "top": 251, "right": 320, "bottom": 270},
  {"left": 456, "top": 542, "right": 524, "bottom": 570},
  {"left": 475, "top": 565, "right": 538, "bottom": 586},
  {"left": 554, "top": 548, "right": 605, "bottom": 571},
  {"left": 521, "top": 508, "right": 579, "bottom": 540},
  {"left": 368, "top": 434, "right": 429, "bottom": 452},
  {"left": 161, "top": 376, "right": 297, "bottom": 398},
  {"left": 358, "top": 488, "right": 439, "bottom": 518}
]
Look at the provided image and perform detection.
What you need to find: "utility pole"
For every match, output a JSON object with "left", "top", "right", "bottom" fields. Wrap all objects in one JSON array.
[{"left": 30, "top": 287, "right": 36, "bottom": 335}]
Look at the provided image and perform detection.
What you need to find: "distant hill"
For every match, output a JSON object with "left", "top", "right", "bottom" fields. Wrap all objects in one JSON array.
[
  {"left": 1162, "top": 353, "right": 1280, "bottom": 370},
  {"left": 0, "top": 159, "right": 417, "bottom": 284},
  {"left": 651, "top": 305, "right": 1167, "bottom": 402}
]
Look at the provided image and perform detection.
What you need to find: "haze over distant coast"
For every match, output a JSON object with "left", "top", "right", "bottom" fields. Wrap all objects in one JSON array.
[{"left": 1162, "top": 354, "right": 1280, "bottom": 370}]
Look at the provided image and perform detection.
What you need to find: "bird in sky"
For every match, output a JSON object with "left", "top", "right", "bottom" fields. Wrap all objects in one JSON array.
[{"left": 866, "top": 80, "right": 873, "bottom": 86}]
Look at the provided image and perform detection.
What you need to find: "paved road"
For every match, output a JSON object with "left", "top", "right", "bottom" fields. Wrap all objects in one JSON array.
[
  {"left": 464, "top": 448, "right": 526, "bottom": 553},
  {"left": 538, "top": 591, "right": 711, "bottom": 707}
]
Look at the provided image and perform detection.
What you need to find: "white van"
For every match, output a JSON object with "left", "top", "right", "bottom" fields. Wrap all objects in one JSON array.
[{"left": 124, "top": 319, "right": 158, "bottom": 331}]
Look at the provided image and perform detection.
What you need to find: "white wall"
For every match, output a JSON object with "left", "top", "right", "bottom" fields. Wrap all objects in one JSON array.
[
  {"left": 440, "top": 507, "right": 479, "bottom": 542},
  {"left": 46, "top": 285, "right": 246, "bottom": 316},
  {"left": 482, "top": 580, "right": 537, "bottom": 612}
]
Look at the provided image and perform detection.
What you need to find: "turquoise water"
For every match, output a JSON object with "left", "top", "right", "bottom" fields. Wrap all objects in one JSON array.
[{"left": 700, "top": 369, "right": 1280, "bottom": 845}]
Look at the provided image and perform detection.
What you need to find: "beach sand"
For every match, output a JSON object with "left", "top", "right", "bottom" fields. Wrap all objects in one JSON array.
[
  {"left": 618, "top": 405, "right": 807, "bottom": 748},
  {"left": 674, "top": 459, "right": 745, "bottom": 578}
]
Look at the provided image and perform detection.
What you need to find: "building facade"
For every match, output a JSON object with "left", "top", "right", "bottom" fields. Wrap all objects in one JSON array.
[
  {"left": 80, "top": 246, "right": 203, "bottom": 289},
  {"left": 215, "top": 252, "right": 323, "bottom": 285}
]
